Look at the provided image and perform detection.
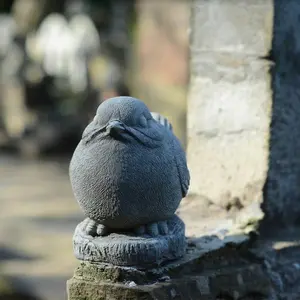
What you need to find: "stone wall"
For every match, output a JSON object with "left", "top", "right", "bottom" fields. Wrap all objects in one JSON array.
[
  {"left": 187, "top": 0, "right": 273, "bottom": 216},
  {"left": 131, "top": 0, "right": 190, "bottom": 146}
]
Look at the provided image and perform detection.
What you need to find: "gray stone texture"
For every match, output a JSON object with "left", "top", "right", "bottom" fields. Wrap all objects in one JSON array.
[
  {"left": 73, "top": 215, "right": 186, "bottom": 268},
  {"left": 187, "top": 0, "right": 273, "bottom": 216},
  {"left": 69, "top": 97, "right": 189, "bottom": 229},
  {"left": 190, "top": 0, "right": 273, "bottom": 56},
  {"left": 263, "top": 0, "right": 300, "bottom": 225}
]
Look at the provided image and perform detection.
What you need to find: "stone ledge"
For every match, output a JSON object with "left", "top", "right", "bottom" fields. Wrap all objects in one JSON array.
[{"left": 67, "top": 234, "right": 275, "bottom": 300}]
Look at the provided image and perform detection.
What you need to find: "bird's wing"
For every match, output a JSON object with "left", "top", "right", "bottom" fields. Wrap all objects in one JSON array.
[
  {"left": 172, "top": 136, "right": 190, "bottom": 198},
  {"left": 150, "top": 111, "right": 190, "bottom": 197},
  {"left": 151, "top": 112, "right": 190, "bottom": 198},
  {"left": 151, "top": 112, "right": 173, "bottom": 132}
]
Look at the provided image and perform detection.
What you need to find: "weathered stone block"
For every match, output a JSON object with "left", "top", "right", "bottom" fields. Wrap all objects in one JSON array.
[
  {"left": 191, "top": 0, "right": 273, "bottom": 56},
  {"left": 187, "top": 0, "right": 273, "bottom": 221},
  {"left": 67, "top": 236, "right": 274, "bottom": 300},
  {"left": 189, "top": 56, "right": 271, "bottom": 134},
  {"left": 188, "top": 133, "right": 269, "bottom": 200},
  {"left": 188, "top": 67, "right": 271, "bottom": 208}
]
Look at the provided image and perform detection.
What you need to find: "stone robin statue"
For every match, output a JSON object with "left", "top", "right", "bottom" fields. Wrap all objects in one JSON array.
[{"left": 69, "top": 96, "right": 190, "bottom": 236}]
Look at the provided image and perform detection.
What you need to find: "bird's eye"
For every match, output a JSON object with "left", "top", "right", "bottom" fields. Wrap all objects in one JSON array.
[{"left": 139, "top": 115, "right": 148, "bottom": 127}]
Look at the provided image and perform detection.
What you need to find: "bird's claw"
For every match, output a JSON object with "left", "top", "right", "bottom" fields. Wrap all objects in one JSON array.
[
  {"left": 134, "top": 220, "right": 169, "bottom": 237},
  {"left": 82, "top": 218, "right": 109, "bottom": 237},
  {"left": 82, "top": 218, "right": 169, "bottom": 238}
]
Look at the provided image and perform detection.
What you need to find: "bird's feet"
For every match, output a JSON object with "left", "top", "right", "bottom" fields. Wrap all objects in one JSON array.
[
  {"left": 134, "top": 220, "right": 169, "bottom": 237},
  {"left": 81, "top": 218, "right": 170, "bottom": 238},
  {"left": 82, "top": 218, "right": 110, "bottom": 237}
]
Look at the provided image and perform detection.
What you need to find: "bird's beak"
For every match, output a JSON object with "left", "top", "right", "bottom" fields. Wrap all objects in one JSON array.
[{"left": 106, "top": 120, "right": 126, "bottom": 137}]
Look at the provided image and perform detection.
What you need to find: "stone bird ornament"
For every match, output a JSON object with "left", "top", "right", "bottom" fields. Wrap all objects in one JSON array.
[{"left": 69, "top": 96, "right": 190, "bottom": 237}]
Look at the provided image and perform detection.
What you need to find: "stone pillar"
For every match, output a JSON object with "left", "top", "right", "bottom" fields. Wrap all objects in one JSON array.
[{"left": 187, "top": 0, "right": 273, "bottom": 218}]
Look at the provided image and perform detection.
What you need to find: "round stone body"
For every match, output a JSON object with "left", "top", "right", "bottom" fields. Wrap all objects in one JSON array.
[{"left": 69, "top": 133, "right": 182, "bottom": 229}]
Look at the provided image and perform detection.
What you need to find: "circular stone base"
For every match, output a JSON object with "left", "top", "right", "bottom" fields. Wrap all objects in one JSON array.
[{"left": 73, "top": 215, "right": 186, "bottom": 268}]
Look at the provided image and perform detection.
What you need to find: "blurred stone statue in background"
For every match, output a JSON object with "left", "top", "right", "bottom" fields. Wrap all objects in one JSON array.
[
  {"left": 0, "top": 13, "right": 16, "bottom": 142},
  {"left": 25, "top": 0, "right": 101, "bottom": 154},
  {"left": 0, "top": 0, "right": 134, "bottom": 156},
  {"left": 0, "top": 0, "right": 102, "bottom": 155},
  {"left": 0, "top": 0, "right": 44, "bottom": 150}
]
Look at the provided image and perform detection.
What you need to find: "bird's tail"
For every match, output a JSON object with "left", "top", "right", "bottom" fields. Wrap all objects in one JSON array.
[{"left": 151, "top": 112, "right": 173, "bottom": 132}]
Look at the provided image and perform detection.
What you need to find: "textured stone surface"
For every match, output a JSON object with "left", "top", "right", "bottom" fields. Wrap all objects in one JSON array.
[
  {"left": 263, "top": 0, "right": 300, "bottom": 226},
  {"left": 73, "top": 215, "right": 186, "bottom": 268},
  {"left": 191, "top": 0, "right": 273, "bottom": 56},
  {"left": 69, "top": 97, "right": 189, "bottom": 229},
  {"left": 67, "top": 235, "right": 275, "bottom": 300},
  {"left": 189, "top": 56, "right": 271, "bottom": 132},
  {"left": 187, "top": 0, "right": 273, "bottom": 221},
  {"left": 188, "top": 128, "right": 269, "bottom": 209}
]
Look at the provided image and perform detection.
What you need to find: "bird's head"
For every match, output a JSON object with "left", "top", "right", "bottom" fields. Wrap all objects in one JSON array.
[{"left": 82, "top": 97, "right": 165, "bottom": 147}]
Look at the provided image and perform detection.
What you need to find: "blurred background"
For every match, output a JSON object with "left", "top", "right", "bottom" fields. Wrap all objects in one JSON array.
[{"left": 0, "top": 0, "right": 189, "bottom": 299}]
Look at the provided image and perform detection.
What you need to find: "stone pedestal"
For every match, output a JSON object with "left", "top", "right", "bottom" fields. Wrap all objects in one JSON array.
[
  {"left": 72, "top": 216, "right": 186, "bottom": 268},
  {"left": 67, "top": 235, "right": 275, "bottom": 300}
]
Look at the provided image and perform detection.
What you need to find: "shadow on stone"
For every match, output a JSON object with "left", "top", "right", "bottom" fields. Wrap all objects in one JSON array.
[
  {"left": 261, "top": 0, "right": 300, "bottom": 229},
  {"left": 250, "top": 235, "right": 300, "bottom": 298}
]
